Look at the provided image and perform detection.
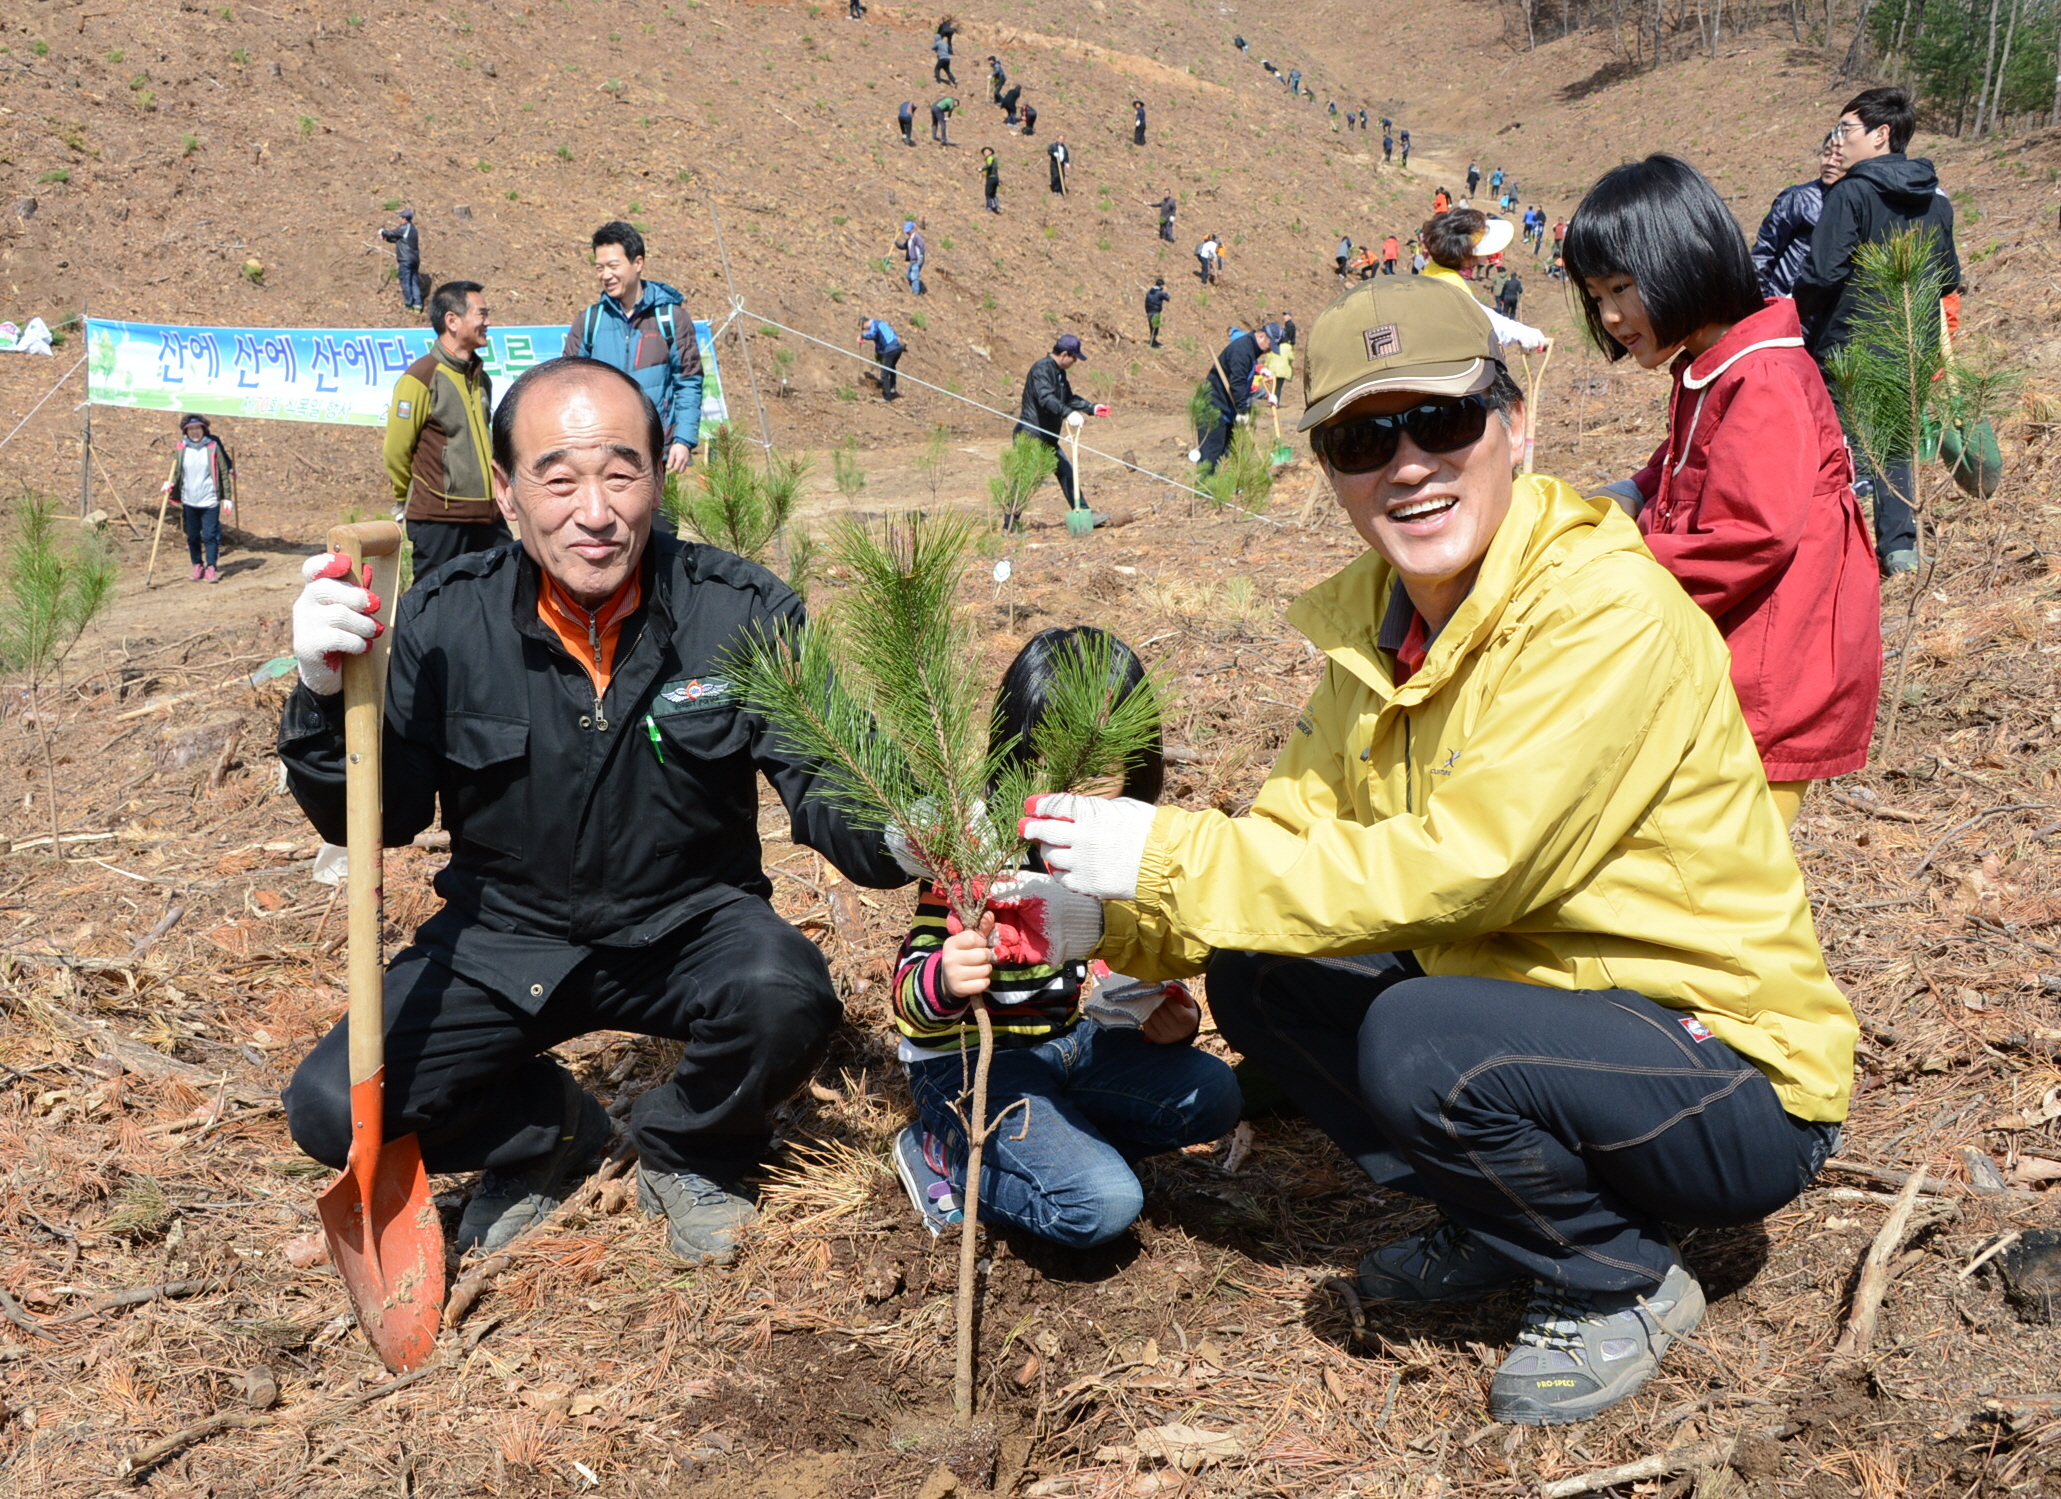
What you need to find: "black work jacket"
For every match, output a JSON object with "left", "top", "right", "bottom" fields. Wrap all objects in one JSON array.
[
  {"left": 277, "top": 535, "right": 906, "bottom": 1011},
  {"left": 1794, "top": 154, "right": 1960, "bottom": 364},
  {"left": 1015, "top": 355, "right": 1093, "bottom": 442},
  {"left": 1206, "top": 333, "right": 1261, "bottom": 416}
]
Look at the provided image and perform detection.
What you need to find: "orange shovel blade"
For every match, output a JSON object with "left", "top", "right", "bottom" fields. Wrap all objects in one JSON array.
[{"left": 316, "top": 1071, "right": 446, "bottom": 1373}]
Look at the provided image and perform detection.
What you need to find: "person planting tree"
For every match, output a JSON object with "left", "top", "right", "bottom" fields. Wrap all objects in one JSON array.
[
  {"left": 1017, "top": 275, "right": 1856, "bottom": 1427},
  {"left": 885, "top": 628, "right": 1238, "bottom": 1247},
  {"left": 282, "top": 356, "right": 910, "bottom": 1269}
]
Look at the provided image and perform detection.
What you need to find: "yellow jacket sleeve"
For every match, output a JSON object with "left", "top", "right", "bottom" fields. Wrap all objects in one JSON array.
[
  {"left": 382, "top": 371, "right": 432, "bottom": 508},
  {"left": 1099, "top": 561, "right": 1710, "bottom": 978}
]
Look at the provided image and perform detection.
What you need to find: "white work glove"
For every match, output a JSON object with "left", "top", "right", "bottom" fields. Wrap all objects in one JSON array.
[
  {"left": 292, "top": 550, "right": 383, "bottom": 697},
  {"left": 1018, "top": 793, "right": 1158, "bottom": 902},
  {"left": 885, "top": 797, "right": 993, "bottom": 879},
  {"left": 981, "top": 869, "right": 1105, "bottom": 968},
  {"left": 1081, "top": 971, "right": 1169, "bottom": 1029}
]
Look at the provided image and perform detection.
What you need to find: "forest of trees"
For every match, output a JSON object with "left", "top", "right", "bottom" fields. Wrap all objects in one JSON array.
[{"left": 1498, "top": 0, "right": 2059, "bottom": 136}]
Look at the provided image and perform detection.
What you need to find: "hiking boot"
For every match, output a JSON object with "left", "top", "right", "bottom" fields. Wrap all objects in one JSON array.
[
  {"left": 455, "top": 1079, "right": 610, "bottom": 1255},
  {"left": 638, "top": 1165, "right": 758, "bottom": 1265},
  {"left": 1490, "top": 1260, "right": 1706, "bottom": 1426},
  {"left": 190, "top": 564, "right": 204, "bottom": 582},
  {"left": 1357, "top": 1216, "right": 1528, "bottom": 1302},
  {"left": 1882, "top": 549, "right": 1919, "bottom": 576},
  {"left": 203, "top": 566, "right": 220, "bottom": 584},
  {"left": 891, "top": 1124, "right": 963, "bottom": 1237}
]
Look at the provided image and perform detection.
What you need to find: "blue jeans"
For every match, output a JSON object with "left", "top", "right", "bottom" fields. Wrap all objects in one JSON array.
[
  {"left": 398, "top": 263, "right": 422, "bottom": 309},
  {"left": 906, "top": 260, "right": 925, "bottom": 295},
  {"left": 906, "top": 1021, "right": 1240, "bottom": 1247},
  {"left": 181, "top": 502, "right": 220, "bottom": 569}
]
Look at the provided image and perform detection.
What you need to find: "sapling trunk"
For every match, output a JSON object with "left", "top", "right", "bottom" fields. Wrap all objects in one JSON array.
[{"left": 952, "top": 988, "right": 995, "bottom": 1423}]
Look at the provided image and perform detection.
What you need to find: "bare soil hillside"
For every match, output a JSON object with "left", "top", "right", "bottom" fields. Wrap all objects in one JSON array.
[{"left": 4, "top": 0, "right": 2061, "bottom": 1495}]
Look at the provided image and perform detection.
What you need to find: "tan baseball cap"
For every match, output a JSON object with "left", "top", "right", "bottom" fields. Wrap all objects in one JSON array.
[{"left": 1298, "top": 276, "right": 1503, "bottom": 432}]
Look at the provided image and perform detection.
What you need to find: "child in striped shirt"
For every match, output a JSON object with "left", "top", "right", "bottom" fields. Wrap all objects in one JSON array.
[{"left": 888, "top": 628, "right": 1241, "bottom": 1247}]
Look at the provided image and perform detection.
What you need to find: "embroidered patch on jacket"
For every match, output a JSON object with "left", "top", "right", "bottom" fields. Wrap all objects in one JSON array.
[
  {"left": 1432, "top": 748, "right": 1461, "bottom": 777},
  {"left": 396, "top": 399, "right": 413, "bottom": 419},
  {"left": 1677, "top": 1015, "right": 1715, "bottom": 1043},
  {"left": 651, "top": 677, "right": 730, "bottom": 716}
]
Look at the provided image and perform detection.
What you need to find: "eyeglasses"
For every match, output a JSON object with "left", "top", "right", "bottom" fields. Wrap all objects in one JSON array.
[
  {"left": 1309, "top": 393, "right": 1493, "bottom": 474},
  {"left": 1833, "top": 119, "right": 1869, "bottom": 137}
]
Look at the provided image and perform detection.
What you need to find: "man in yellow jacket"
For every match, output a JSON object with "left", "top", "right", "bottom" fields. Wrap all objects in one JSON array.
[{"left": 1018, "top": 276, "right": 1855, "bottom": 1426}]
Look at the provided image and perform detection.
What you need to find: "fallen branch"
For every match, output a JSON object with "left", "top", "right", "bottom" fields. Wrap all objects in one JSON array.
[
  {"left": 0, "top": 1277, "right": 55, "bottom": 1339},
  {"left": 51, "top": 1278, "right": 209, "bottom": 1324},
  {"left": 118, "top": 1357, "right": 449, "bottom": 1482},
  {"left": 1911, "top": 803, "right": 2049, "bottom": 880},
  {"left": 442, "top": 1254, "right": 513, "bottom": 1329},
  {"left": 1538, "top": 1423, "right": 1802, "bottom": 1498},
  {"left": 127, "top": 902, "right": 185, "bottom": 960},
  {"left": 1825, "top": 785, "right": 1926, "bottom": 823},
  {"left": 1834, "top": 1165, "right": 1927, "bottom": 1360}
]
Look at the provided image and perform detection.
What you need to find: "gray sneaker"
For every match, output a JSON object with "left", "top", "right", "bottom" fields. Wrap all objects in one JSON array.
[
  {"left": 1882, "top": 548, "right": 1919, "bottom": 576},
  {"left": 637, "top": 1165, "right": 758, "bottom": 1265},
  {"left": 1357, "top": 1216, "right": 1528, "bottom": 1302},
  {"left": 1490, "top": 1260, "right": 1706, "bottom": 1425},
  {"left": 455, "top": 1079, "right": 610, "bottom": 1255}
]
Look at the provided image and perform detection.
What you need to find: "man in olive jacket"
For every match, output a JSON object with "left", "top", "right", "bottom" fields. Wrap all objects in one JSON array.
[
  {"left": 285, "top": 357, "right": 907, "bottom": 1266},
  {"left": 383, "top": 280, "right": 512, "bottom": 578}
]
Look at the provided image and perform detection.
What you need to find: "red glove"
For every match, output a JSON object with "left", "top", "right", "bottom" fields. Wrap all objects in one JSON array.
[{"left": 1092, "top": 404, "right": 1112, "bottom": 417}]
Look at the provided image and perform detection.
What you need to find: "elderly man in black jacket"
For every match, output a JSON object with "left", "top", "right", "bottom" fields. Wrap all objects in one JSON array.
[
  {"left": 1195, "top": 324, "right": 1273, "bottom": 470},
  {"left": 280, "top": 357, "right": 907, "bottom": 1265},
  {"left": 1015, "top": 333, "right": 1108, "bottom": 526}
]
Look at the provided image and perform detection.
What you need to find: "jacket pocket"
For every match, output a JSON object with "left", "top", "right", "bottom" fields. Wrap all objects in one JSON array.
[
  {"left": 656, "top": 706, "right": 752, "bottom": 762},
  {"left": 441, "top": 712, "right": 530, "bottom": 857}
]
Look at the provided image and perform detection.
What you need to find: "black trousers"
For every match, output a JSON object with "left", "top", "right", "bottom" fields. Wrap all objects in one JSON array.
[
  {"left": 1196, "top": 405, "right": 1238, "bottom": 468},
  {"left": 1828, "top": 386, "right": 1916, "bottom": 563},
  {"left": 900, "top": 116, "right": 914, "bottom": 145},
  {"left": 283, "top": 897, "right": 841, "bottom": 1181},
  {"left": 407, "top": 517, "right": 513, "bottom": 581},
  {"left": 934, "top": 58, "right": 953, "bottom": 83},
  {"left": 875, "top": 345, "right": 902, "bottom": 400},
  {"left": 1207, "top": 952, "right": 1839, "bottom": 1292}
]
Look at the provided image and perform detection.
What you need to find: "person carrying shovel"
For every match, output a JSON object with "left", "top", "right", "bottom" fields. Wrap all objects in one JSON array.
[
  {"left": 281, "top": 356, "right": 911, "bottom": 1272},
  {"left": 1047, "top": 137, "right": 1071, "bottom": 195}
]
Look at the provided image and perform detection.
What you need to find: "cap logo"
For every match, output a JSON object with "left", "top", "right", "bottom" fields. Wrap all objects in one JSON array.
[{"left": 1363, "top": 324, "right": 1401, "bottom": 361}]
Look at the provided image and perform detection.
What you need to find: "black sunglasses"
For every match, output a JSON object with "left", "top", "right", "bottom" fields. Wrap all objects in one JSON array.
[{"left": 1310, "top": 393, "right": 1493, "bottom": 475}]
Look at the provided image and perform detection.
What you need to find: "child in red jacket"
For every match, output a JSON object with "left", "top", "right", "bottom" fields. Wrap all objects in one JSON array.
[{"left": 1565, "top": 155, "right": 1881, "bottom": 825}]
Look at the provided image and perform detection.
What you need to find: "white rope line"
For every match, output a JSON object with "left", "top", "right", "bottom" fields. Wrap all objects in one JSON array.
[
  {"left": 735, "top": 305, "right": 1284, "bottom": 525},
  {"left": 0, "top": 354, "right": 87, "bottom": 456}
]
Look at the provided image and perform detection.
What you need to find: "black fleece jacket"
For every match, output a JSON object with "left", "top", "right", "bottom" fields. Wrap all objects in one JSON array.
[
  {"left": 1794, "top": 154, "right": 1960, "bottom": 363},
  {"left": 277, "top": 534, "right": 906, "bottom": 1011}
]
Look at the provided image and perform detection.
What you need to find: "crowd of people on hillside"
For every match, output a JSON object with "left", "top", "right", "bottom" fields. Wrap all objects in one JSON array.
[{"left": 257, "top": 55, "right": 1968, "bottom": 1435}]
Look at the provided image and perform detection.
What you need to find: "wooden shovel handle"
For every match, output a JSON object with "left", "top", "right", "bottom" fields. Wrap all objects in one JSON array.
[{"left": 330, "top": 521, "right": 403, "bottom": 1089}]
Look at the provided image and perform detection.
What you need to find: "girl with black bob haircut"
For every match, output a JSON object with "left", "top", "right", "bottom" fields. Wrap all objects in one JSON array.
[
  {"left": 1568, "top": 154, "right": 1880, "bottom": 830},
  {"left": 883, "top": 625, "right": 1237, "bottom": 1249},
  {"left": 991, "top": 626, "right": 1164, "bottom": 805},
  {"left": 1562, "top": 154, "right": 1764, "bottom": 362}
]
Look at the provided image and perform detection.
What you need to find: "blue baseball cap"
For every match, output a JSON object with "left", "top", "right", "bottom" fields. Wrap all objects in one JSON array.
[{"left": 1052, "top": 333, "right": 1086, "bottom": 358}]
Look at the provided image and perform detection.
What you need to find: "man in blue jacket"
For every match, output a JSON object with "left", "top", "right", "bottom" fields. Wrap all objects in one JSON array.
[{"left": 563, "top": 222, "right": 705, "bottom": 474}]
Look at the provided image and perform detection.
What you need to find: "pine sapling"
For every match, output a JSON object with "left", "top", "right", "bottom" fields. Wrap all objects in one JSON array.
[
  {"left": 1195, "top": 423, "right": 1275, "bottom": 515},
  {"left": 726, "top": 513, "right": 1161, "bottom": 1423},
  {"left": 1, "top": 496, "right": 118, "bottom": 855},
  {"left": 663, "top": 421, "right": 811, "bottom": 567},
  {"left": 831, "top": 436, "right": 868, "bottom": 506},
  {"left": 1824, "top": 229, "right": 1953, "bottom": 746},
  {"left": 988, "top": 433, "right": 1057, "bottom": 532}
]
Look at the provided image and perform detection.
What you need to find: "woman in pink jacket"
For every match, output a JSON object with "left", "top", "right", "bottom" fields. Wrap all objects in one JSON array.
[{"left": 1565, "top": 155, "right": 1880, "bottom": 825}]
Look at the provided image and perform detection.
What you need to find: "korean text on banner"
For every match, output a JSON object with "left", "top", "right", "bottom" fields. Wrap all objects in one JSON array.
[{"left": 84, "top": 318, "right": 728, "bottom": 429}]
